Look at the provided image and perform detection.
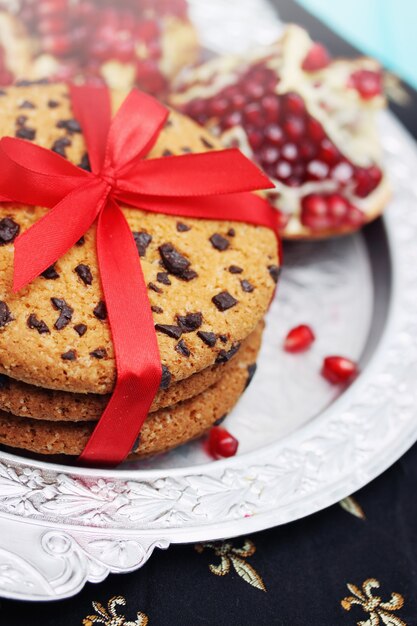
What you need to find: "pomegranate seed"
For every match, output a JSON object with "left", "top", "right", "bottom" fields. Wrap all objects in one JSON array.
[
  {"left": 247, "top": 129, "right": 263, "bottom": 150},
  {"left": 301, "top": 194, "right": 331, "bottom": 230},
  {"left": 306, "top": 160, "right": 329, "bottom": 180},
  {"left": 209, "top": 98, "right": 230, "bottom": 117},
  {"left": 281, "top": 143, "right": 298, "bottom": 162},
  {"left": 245, "top": 81, "right": 265, "bottom": 100},
  {"left": 346, "top": 205, "right": 365, "bottom": 227},
  {"left": 231, "top": 93, "right": 247, "bottom": 109},
  {"left": 318, "top": 139, "right": 340, "bottom": 165},
  {"left": 354, "top": 166, "right": 382, "bottom": 197},
  {"left": 275, "top": 161, "right": 292, "bottom": 179},
  {"left": 208, "top": 426, "right": 239, "bottom": 459},
  {"left": 135, "top": 19, "right": 159, "bottom": 43},
  {"left": 284, "top": 116, "right": 305, "bottom": 141},
  {"left": 223, "top": 111, "right": 243, "bottom": 129},
  {"left": 307, "top": 117, "right": 325, "bottom": 142},
  {"left": 260, "top": 146, "right": 280, "bottom": 165},
  {"left": 327, "top": 194, "right": 349, "bottom": 223},
  {"left": 262, "top": 95, "right": 280, "bottom": 122},
  {"left": 349, "top": 69, "right": 382, "bottom": 100},
  {"left": 244, "top": 102, "right": 263, "bottom": 125},
  {"left": 321, "top": 356, "right": 358, "bottom": 384},
  {"left": 302, "top": 42, "right": 331, "bottom": 72},
  {"left": 283, "top": 92, "right": 305, "bottom": 115},
  {"left": 299, "top": 140, "right": 316, "bottom": 161},
  {"left": 284, "top": 324, "right": 315, "bottom": 352},
  {"left": 331, "top": 162, "right": 354, "bottom": 184},
  {"left": 265, "top": 124, "right": 284, "bottom": 145}
]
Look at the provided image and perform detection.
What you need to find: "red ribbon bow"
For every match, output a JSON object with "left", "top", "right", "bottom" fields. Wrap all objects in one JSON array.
[{"left": 0, "top": 85, "right": 279, "bottom": 466}]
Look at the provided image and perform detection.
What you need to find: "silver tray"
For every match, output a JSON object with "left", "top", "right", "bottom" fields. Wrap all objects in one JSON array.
[{"left": 1, "top": 0, "right": 417, "bottom": 602}]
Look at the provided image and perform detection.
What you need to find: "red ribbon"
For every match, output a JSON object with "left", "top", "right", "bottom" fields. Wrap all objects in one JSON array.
[{"left": 0, "top": 85, "right": 279, "bottom": 466}]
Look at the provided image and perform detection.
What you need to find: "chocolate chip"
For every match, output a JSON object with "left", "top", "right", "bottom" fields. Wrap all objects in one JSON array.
[
  {"left": 227, "top": 228, "right": 236, "bottom": 237},
  {"left": 78, "top": 153, "right": 91, "bottom": 171},
  {"left": 76, "top": 236, "right": 85, "bottom": 246},
  {"left": 74, "top": 323, "right": 87, "bottom": 337},
  {"left": 41, "top": 264, "right": 59, "bottom": 280},
  {"left": 151, "top": 306, "right": 163, "bottom": 314},
  {"left": 181, "top": 146, "right": 192, "bottom": 153},
  {"left": 155, "top": 324, "right": 182, "bottom": 339},
  {"left": 27, "top": 314, "right": 50, "bottom": 335},
  {"left": 51, "top": 136, "right": 71, "bottom": 157},
  {"left": 160, "top": 365, "right": 171, "bottom": 389},
  {"left": 210, "top": 233, "right": 230, "bottom": 251},
  {"left": 0, "top": 218, "right": 19, "bottom": 245},
  {"left": 48, "top": 99, "right": 60, "bottom": 108},
  {"left": 56, "top": 119, "right": 82, "bottom": 134},
  {"left": 131, "top": 433, "right": 141, "bottom": 453},
  {"left": 180, "top": 269, "right": 198, "bottom": 281},
  {"left": 215, "top": 343, "right": 241, "bottom": 364},
  {"left": 219, "top": 334, "right": 228, "bottom": 343},
  {"left": 90, "top": 347, "right": 107, "bottom": 359},
  {"left": 15, "top": 127, "right": 36, "bottom": 140},
  {"left": 163, "top": 149, "right": 173, "bottom": 157},
  {"left": 268, "top": 265, "right": 281, "bottom": 283},
  {"left": 214, "top": 414, "right": 227, "bottom": 426},
  {"left": 164, "top": 118, "right": 173, "bottom": 128},
  {"left": 212, "top": 291, "right": 238, "bottom": 311},
  {"left": 19, "top": 100, "right": 35, "bottom": 109},
  {"left": 61, "top": 349, "right": 77, "bottom": 361},
  {"left": 175, "top": 339, "right": 191, "bottom": 357},
  {"left": 201, "top": 136, "right": 214, "bottom": 149},
  {"left": 93, "top": 301, "right": 107, "bottom": 320},
  {"left": 75, "top": 264, "right": 93, "bottom": 286},
  {"left": 157, "top": 272, "right": 171, "bottom": 286},
  {"left": 159, "top": 243, "right": 197, "bottom": 281},
  {"left": 228, "top": 265, "right": 243, "bottom": 274},
  {"left": 51, "top": 297, "right": 73, "bottom": 330},
  {"left": 197, "top": 331, "right": 217, "bottom": 347},
  {"left": 0, "top": 89, "right": 6, "bottom": 96},
  {"left": 148, "top": 282, "right": 163, "bottom": 294},
  {"left": 0, "top": 374, "right": 10, "bottom": 390},
  {"left": 240, "top": 279, "right": 255, "bottom": 293},
  {"left": 176, "top": 222, "right": 191, "bottom": 232},
  {"left": 16, "top": 115, "right": 27, "bottom": 126},
  {"left": 245, "top": 363, "right": 257, "bottom": 389},
  {"left": 177, "top": 312, "right": 202, "bottom": 332},
  {"left": 0, "top": 302, "right": 13, "bottom": 327},
  {"left": 133, "top": 231, "right": 152, "bottom": 257}
]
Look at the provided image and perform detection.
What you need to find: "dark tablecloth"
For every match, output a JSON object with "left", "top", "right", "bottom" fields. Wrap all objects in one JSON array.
[{"left": 1, "top": 1, "right": 417, "bottom": 624}]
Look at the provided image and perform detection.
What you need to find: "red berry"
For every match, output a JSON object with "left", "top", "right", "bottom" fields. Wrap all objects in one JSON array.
[
  {"left": 284, "top": 325, "right": 315, "bottom": 352},
  {"left": 208, "top": 427, "right": 239, "bottom": 459},
  {"left": 302, "top": 43, "right": 331, "bottom": 72},
  {"left": 349, "top": 69, "right": 382, "bottom": 100},
  {"left": 321, "top": 356, "right": 358, "bottom": 384}
]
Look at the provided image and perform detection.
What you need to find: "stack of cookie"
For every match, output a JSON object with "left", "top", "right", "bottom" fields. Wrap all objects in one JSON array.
[{"left": 0, "top": 83, "right": 280, "bottom": 462}]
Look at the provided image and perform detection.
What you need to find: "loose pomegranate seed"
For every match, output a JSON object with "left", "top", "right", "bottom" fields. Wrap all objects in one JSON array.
[
  {"left": 349, "top": 69, "right": 382, "bottom": 100},
  {"left": 302, "top": 42, "right": 331, "bottom": 72},
  {"left": 322, "top": 356, "right": 358, "bottom": 384},
  {"left": 284, "top": 324, "right": 315, "bottom": 352},
  {"left": 208, "top": 427, "right": 239, "bottom": 459}
]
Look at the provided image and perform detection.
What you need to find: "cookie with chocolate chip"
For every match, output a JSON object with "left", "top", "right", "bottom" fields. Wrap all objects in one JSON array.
[
  {"left": 0, "top": 83, "right": 279, "bottom": 395},
  {"left": 0, "top": 323, "right": 263, "bottom": 423},
  {"left": 0, "top": 321, "right": 261, "bottom": 460}
]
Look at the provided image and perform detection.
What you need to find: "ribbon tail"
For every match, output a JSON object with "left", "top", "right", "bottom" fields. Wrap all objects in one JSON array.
[
  {"left": 79, "top": 198, "right": 162, "bottom": 467},
  {"left": 13, "top": 179, "right": 108, "bottom": 292}
]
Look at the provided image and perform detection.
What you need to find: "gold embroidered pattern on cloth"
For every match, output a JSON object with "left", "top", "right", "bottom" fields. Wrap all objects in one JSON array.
[
  {"left": 339, "top": 496, "right": 366, "bottom": 520},
  {"left": 195, "top": 539, "right": 266, "bottom": 591},
  {"left": 82, "top": 596, "right": 149, "bottom": 626},
  {"left": 341, "top": 578, "right": 406, "bottom": 626}
]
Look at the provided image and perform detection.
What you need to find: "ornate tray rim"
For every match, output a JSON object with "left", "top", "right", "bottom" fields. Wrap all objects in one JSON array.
[{"left": 0, "top": 109, "right": 415, "bottom": 601}]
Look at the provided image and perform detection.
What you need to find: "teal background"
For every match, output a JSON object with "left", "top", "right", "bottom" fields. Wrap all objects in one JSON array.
[{"left": 296, "top": 0, "right": 417, "bottom": 89}]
